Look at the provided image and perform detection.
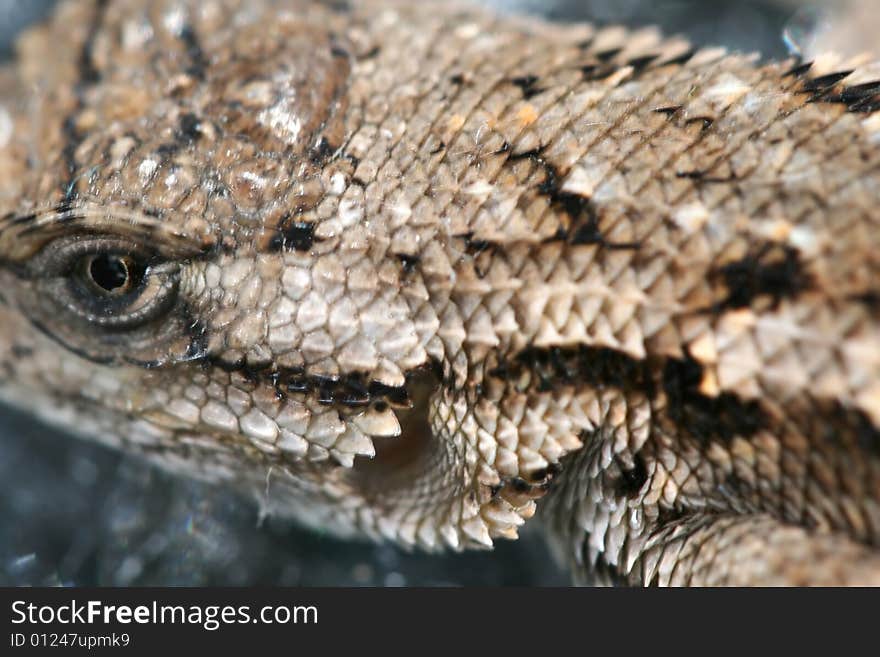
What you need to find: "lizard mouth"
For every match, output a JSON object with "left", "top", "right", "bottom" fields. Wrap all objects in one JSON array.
[
  {"left": 336, "top": 367, "right": 561, "bottom": 551},
  {"left": 190, "top": 357, "right": 575, "bottom": 551}
]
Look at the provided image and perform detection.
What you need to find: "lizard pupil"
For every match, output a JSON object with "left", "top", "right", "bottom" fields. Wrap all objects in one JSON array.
[{"left": 87, "top": 254, "right": 132, "bottom": 294}]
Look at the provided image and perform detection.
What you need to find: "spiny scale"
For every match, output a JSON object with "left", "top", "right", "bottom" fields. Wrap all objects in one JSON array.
[{"left": 0, "top": 0, "right": 879, "bottom": 584}]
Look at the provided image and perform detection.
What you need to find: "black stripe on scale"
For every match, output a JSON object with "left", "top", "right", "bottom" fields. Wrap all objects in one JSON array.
[
  {"left": 177, "top": 113, "right": 203, "bottom": 143},
  {"left": 664, "top": 49, "right": 697, "bottom": 68},
  {"left": 802, "top": 70, "right": 854, "bottom": 94},
  {"left": 490, "top": 344, "right": 769, "bottom": 445},
  {"left": 503, "top": 144, "right": 640, "bottom": 250},
  {"left": 578, "top": 52, "right": 663, "bottom": 84},
  {"left": 309, "top": 136, "right": 339, "bottom": 165},
  {"left": 489, "top": 344, "right": 655, "bottom": 397},
  {"left": 675, "top": 170, "right": 735, "bottom": 184},
  {"left": 266, "top": 216, "right": 320, "bottom": 253},
  {"left": 509, "top": 75, "right": 544, "bottom": 100},
  {"left": 628, "top": 54, "right": 661, "bottom": 73},
  {"left": 653, "top": 106, "right": 683, "bottom": 118},
  {"left": 797, "top": 69, "right": 880, "bottom": 109},
  {"left": 708, "top": 243, "right": 813, "bottom": 313},
  {"left": 820, "top": 80, "right": 880, "bottom": 113},
  {"left": 685, "top": 116, "right": 715, "bottom": 132},
  {"left": 613, "top": 452, "right": 649, "bottom": 498},
  {"left": 790, "top": 397, "right": 880, "bottom": 459},
  {"left": 595, "top": 48, "right": 623, "bottom": 62},
  {"left": 662, "top": 356, "right": 768, "bottom": 444},
  {"left": 59, "top": 0, "right": 111, "bottom": 203},
  {"left": 207, "top": 358, "right": 445, "bottom": 410},
  {"left": 76, "top": 0, "right": 109, "bottom": 86},
  {"left": 148, "top": 113, "right": 205, "bottom": 161},
  {"left": 580, "top": 62, "right": 626, "bottom": 83},
  {"left": 784, "top": 61, "right": 814, "bottom": 78},
  {"left": 654, "top": 107, "right": 712, "bottom": 130},
  {"left": 178, "top": 24, "right": 209, "bottom": 81},
  {"left": 492, "top": 467, "right": 560, "bottom": 504},
  {"left": 355, "top": 46, "right": 382, "bottom": 61},
  {"left": 851, "top": 291, "right": 880, "bottom": 317},
  {"left": 461, "top": 233, "right": 494, "bottom": 256},
  {"left": 548, "top": 192, "right": 639, "bottom": 250},
  {"left": 455, "top": 233, "right": 500, "bottom": 278},
  {"left": 395, "top": 253, "right": 420, "bottom": 274}
]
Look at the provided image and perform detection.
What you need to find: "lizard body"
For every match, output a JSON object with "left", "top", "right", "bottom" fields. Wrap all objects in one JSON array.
[{"left": 1, "top": 0, "right": 880, "bottom": 585}]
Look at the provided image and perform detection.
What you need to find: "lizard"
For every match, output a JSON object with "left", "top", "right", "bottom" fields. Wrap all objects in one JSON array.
[{"left": 0, "top": 0, "right": 879, "bottom": 586}]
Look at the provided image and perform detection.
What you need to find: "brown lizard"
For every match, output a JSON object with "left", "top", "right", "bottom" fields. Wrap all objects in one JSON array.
[{"left": 1, "top": 0, "right": 879, "bottom": 586}]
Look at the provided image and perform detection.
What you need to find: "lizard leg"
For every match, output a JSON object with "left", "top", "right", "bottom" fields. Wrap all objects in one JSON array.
[
  {"left": 545, "top": 432, "right": 880, "bottom": 586},
  {"left": 541, "top": 382, "right": 880, "bottom": 585},
  {"left": 629, "top": 513, "right": 880, "bottom": 586}
]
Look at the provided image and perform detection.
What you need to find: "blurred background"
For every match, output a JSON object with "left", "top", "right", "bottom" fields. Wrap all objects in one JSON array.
[{"left": 0, "top": 0, "right": 858, "bottom": 586}]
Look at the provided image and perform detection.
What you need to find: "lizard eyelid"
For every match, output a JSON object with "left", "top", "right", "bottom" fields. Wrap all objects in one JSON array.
[{"left": 0, "top": 204, "right": 211, "bottom": 265}]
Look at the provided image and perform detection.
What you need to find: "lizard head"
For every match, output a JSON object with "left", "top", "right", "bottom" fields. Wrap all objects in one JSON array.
[{"left": 0, "top": 0, "right": 574, "bottom": 551}]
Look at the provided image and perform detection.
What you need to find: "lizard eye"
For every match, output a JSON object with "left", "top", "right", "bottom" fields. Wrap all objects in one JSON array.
[
  {"left": 30, "top": 235, "right": 180, "bottom": 331},
  {"left": 83, "top": 253, "right": 138, "bottom": 295},
  {"left": 0, "top": 208, "right": 208, "bottom": 366}
]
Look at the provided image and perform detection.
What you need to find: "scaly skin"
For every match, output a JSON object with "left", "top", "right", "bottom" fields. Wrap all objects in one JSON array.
[{"left": 1, "top": 0, "right": 879, "bottom": 585}]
